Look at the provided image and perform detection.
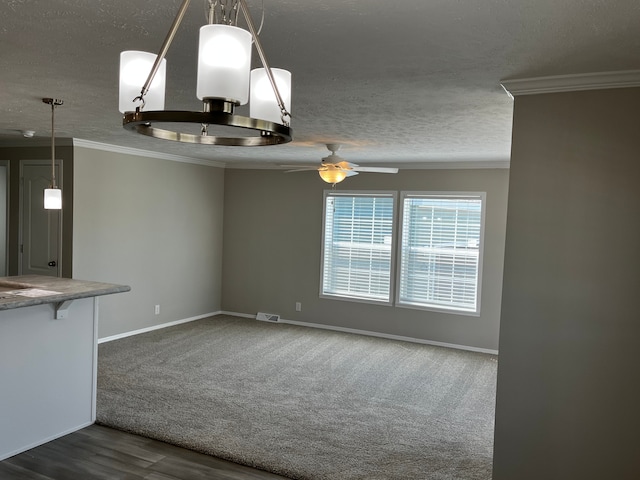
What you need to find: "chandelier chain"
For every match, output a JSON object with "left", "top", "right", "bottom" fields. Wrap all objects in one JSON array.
[{"left": 207, "top": 0, "right": 239, "bottom": 25}]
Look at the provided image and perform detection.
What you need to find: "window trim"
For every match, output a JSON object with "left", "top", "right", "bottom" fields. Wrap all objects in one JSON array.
[
  {"left": 395, "top": 191, "right": 486, "bottom": 317},
  {"left": 319, "top": 190, "right": 398, "bottom": 306}
]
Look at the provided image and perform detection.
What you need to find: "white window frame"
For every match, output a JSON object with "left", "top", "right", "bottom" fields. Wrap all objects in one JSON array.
[
  {"left": 319, "top": 190, "right": 397, "bottom": 306},
  {"left": 395, "top": 192, "right": 486, "bottom": 316}
]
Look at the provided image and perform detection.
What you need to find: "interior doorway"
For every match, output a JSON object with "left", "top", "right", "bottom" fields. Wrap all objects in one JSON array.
[{"left": 19, "top": 160, "right": 62, "bottom": 277}]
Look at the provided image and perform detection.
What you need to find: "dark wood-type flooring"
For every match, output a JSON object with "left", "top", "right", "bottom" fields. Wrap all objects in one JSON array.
[{"left": 0, "top": 424, "right": 291, "bottom": 479}]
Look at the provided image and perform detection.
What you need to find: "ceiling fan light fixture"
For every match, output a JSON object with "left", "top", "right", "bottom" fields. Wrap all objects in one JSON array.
[
  {"left": 281, "top": 144, "right": 399, "bottom": 183},
  {"left": 119, "top": 0, "right": 292, "bottom": 147},
  {"left": 319, "top": 166, "right": 347, "bottom": 185}
]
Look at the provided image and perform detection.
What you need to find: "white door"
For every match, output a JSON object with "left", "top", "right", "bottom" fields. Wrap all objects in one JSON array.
[{"left": 20, "top": 160, "right": 61, "bottom": 277}]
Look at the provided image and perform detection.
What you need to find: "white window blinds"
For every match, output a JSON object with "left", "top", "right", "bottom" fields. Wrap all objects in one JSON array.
[
  {"left": 398, "top": 194, "right": 483, "bottom": 313},
  {"left": 321, "top": 192, "right": 395, "bottom": 303}
]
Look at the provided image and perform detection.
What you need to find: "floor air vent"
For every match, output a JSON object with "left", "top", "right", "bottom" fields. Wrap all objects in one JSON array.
[{"left": 256, "top": 312, "right": 280, "bottom": 322}]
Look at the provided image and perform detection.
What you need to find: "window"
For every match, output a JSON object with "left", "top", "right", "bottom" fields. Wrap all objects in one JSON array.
[
  {"left": 321, "top": 192, "right": 396, "bottom": 303},
  {"left": 397, "top": 193, "right": 484, "bottom": 314},
  {"left": 320, "top": 190, "right": 485, "bottom": 315}
]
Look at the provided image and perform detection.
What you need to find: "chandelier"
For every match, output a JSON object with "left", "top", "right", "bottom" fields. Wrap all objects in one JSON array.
[{"left": 119, "top": 0, "right": 292, "bottom": 146}]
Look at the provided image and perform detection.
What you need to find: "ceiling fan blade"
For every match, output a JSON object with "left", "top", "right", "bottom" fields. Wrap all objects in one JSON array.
[
  {"left": 345, "top": 170, "right": 359, "bottom": 177},
  {"left": 284, "top": 168, "right": 319, "bottom": 173},
  {"left": 280, "top": 164, "right": 319, "bottom": 174},
  {"left": 335, "top": 160, "right": 358, "bottom": 169},
  {"left": 352, "top": 166, "right": 399, "bottom": 174},
  {"left": 279, "top": 164, "right": 319, "bottom": 169},
  {"left": 0, "top": 128, "right": 35, "bottom": 137}
]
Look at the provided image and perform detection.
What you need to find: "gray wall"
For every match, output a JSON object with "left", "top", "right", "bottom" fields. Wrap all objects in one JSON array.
[
  {"left": 222, "top": 167, "right": 509, "bottom": 351},
  {"left": 493, "top": 88, "right": 640, "bottom": 479},
  {"left": 72, "top": 147, "right": 225, "bottom": 338}
]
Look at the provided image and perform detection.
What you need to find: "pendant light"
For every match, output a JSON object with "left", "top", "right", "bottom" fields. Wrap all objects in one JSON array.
[
  {"left": 43, "top": 98, "right": 63, "bottom": 210},
  {"left": 119, "top": 0, "right": 292, "bottom": 146}
]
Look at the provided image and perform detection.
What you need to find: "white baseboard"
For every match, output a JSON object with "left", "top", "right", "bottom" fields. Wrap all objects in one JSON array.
[
  {"left": 98, "top": 310, "right": 498, "bottom": 355},
  {"left": 97, "top": 311, "right": 223, "bottom": 344},
  {"left": 221, "top": 311, "right": 499, "bottom": 355}
]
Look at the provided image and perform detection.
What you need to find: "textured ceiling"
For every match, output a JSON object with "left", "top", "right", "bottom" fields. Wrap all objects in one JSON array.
[{"left": 1, "top": 0, "right": 639, "bottom": 168}]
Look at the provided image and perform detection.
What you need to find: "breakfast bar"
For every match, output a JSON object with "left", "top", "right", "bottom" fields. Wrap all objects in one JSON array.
[{"left": 0, "top": 275, "right": 130, "bottom": 460}]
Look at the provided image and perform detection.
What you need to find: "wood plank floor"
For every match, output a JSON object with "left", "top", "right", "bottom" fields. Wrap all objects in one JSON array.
[{"left": 0, "top": 424, "right": 291, "bottom": 480}]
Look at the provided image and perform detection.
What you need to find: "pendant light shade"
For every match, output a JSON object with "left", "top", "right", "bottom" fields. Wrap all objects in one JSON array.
[
  {"left": 197, "top": 24, "right": 251, "bottom": 104},
  {"left": 44, "top": 188, "right": 62, "bottom": 210},
  {"left": 119, "top": 51, "right": 166, "bottom": 113},
  {"left": 250, "top": 68, "right": 291, "bottom": 125}
]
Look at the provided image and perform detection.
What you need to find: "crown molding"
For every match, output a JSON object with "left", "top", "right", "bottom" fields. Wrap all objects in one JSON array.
[
  {"left": 500, "top": 70, "right": 640, "bottom": 98},
  {"left": 73, "top": 138, "right": 225, "bottom": 168},
  {"left": 228, "top": 159, "right": 511, "bottom": 171},
  {"left": 391, "top": 159, "right": 510, "bottom": 170},
  {"left": 0, "top": 137, "right": 74, "bottom": 148}
]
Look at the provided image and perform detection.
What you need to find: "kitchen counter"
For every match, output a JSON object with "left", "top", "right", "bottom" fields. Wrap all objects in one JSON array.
[
  {"left": 0, "top": 275, "right": 130, "bottom": 311},
  {"left": 0, "top": 275, "right": 130, "bottom": 461}
]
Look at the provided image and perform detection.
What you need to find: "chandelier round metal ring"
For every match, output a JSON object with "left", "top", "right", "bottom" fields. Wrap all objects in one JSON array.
[{"left": 123, "top": 109, "right": 292, "bottom": 146}]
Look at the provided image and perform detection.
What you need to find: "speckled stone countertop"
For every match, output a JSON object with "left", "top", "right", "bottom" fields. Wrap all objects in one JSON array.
[{"left": 0, "top": 275, "right": 130, "bottom": 311}]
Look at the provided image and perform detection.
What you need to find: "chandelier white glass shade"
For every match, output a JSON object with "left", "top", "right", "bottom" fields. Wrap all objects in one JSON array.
[
  {"left": 43, "top": 97, "right": 63, "bottom": 210},
  {"left": 250, "top": 68, "right": 291, "bottom": 124},
  {"left": 119, "top": 51, "right": 166, "bottom": 113},
  {"left": 119, "top": 0, "right": 292, "bottom": 147},
  {"left": 197, "top": 25, "right": 251, "bottom": 104}
]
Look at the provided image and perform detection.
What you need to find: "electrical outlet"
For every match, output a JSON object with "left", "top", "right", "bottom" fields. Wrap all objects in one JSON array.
[
  {"left": 154, "top": 304, "right": 160, "bottom": 315},
  {"left": 295, "top": 302, "right": 302, "bottom": 312}
]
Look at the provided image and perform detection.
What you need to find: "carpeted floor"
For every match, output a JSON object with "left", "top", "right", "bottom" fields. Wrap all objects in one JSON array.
[{"left": 97, "top": 315, "right": 497, "bottom": 480}]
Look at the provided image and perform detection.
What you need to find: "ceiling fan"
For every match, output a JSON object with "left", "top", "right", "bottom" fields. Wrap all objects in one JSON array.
[
  {"left": 281, "top": 144, "right": 398, "bottom": 184},
  {"left": 0, "top": 128, "right": 36, "bottom": 138}
]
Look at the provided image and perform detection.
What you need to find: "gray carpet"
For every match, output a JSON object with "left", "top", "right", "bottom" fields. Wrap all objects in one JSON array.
[{"left": 97, "top": 315, "right": 497, "bottom": 479}]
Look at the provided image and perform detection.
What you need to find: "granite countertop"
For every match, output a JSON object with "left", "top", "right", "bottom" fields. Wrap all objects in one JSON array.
[{"left": 0, "top": 275, "right": 131, "bottom": 311}]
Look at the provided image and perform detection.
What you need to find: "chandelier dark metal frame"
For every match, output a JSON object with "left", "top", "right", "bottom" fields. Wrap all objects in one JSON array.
[{"left": 122, "top": 0, "right": 292, "bottom": 146}]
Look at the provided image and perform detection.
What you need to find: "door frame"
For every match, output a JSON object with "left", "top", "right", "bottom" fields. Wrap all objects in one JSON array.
[
  {"left": 0, "top": 159, "right": 9, "bottom": 276},
  {"left": 18, "top": 159, "right": 63, "bottom": 277}
]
